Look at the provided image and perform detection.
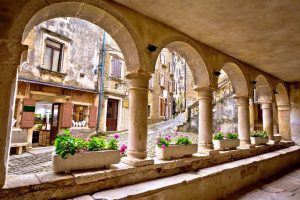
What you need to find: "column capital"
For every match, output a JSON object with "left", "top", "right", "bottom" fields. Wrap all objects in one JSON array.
[
  {"left": 125, "top": 69, "right": 151, "bottom": 80},
  {"left": 261, "top": 102, "right": 273, "bottom": 109},
  {"left": 277, "top": 104, "right": 291, "bottom": 111},
  {"left": 235, "top": 96, "right": 250, "bottom": 106}
]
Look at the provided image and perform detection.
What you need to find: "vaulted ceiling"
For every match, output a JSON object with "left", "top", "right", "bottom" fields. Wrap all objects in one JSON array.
[{"left": 113, "top": 0, "right": 300, "bottom": 82}]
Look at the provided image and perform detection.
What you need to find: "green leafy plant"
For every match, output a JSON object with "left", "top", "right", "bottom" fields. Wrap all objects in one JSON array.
[
  {"left": 54, "top": 129, "right": 121, "bottom": 159},
  {"left": 107, "top": 138, "right": 119, "bottom": 150},
  {"left": 54, "top": 129, "right": 76, "bottom": 159},
  {"left": 88, "top": 137, "right": 106, "bottom": 151},
  {"left": 250, "top": 130, "right": 268, "bottom": 138},
  {"left": 213, "top": 132, "right": 224, "bottom": 140},
  {"left": 175, "top": 136, "right": 192, "bottom": 145},
  {"left": 227, "top": 133, "right": 238, "bottom": 140}
]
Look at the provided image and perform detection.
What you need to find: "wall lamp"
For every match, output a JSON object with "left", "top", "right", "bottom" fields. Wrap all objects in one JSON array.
[
  {"left": 147, "top": 44, "right": 158, "bottom": 52},
  {"left": 213, "top": 70, "right": 221, "bottom": 76}
]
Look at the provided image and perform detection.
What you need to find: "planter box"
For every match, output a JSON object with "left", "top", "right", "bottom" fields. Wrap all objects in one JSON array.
[
  {"left": 52, "top": 150, "right": 121, "bottom": 173},
  {"left": 251, "top": 137, "right": 269, "bottom": 146},
  {"left": 155, "top": 144, "right": 197, "bottom": 160},
  {"left": 213, "top": 139, "right": 240, "bottom": 150}
]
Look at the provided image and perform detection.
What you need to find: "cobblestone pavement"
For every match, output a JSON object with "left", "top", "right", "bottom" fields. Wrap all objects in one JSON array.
[
  {"left": 224, "top": 166, "right": 300, "bottom": 200},
  {"left": 8, "top": 114, "right": 198, "bottom": 175}
]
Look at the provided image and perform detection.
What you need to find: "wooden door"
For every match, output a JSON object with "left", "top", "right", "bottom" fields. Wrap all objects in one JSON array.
[
  {"left": 50, "top": 103, "right": 60, "bottom": 144},
  {"left": 106, "top": 99, "right": 119, "bottom": 131}
]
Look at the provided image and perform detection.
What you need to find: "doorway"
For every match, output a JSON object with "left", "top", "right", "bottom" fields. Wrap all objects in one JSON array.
[
  {"left": 50, "top": 103, "right": 60, "bottom": 144},
  {"left": 106, "top": 98, "right": 119, "bottom": 131}
]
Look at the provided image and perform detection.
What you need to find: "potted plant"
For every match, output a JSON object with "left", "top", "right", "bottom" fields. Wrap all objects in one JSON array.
[
  {"left": 52, "top": 129, "right": 122, "bottom": 173},
  {"left": 155, "top": 133, "right": 197, "bottom": 160},
  {"left": 213, "top": 132, "right": 240, "bottom": 150},
  {"left": 250, "top": 130, "right": 269, "bottom": 145}
]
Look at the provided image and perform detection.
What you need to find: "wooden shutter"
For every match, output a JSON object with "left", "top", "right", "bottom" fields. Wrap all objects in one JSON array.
[
  {"left": 20, "top": 99, "right": 36, "bottom": 128},
  {"left": 61, "top": 102, "right": 73, "bottom": 128},
  {"left": 89, "top": 106, "right": 97, "bottom": 128}
]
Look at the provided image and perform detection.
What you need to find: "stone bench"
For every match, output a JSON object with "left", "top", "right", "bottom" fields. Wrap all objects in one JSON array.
[{"left": 10, "top": 143, "right": 28, "bottom": 155}]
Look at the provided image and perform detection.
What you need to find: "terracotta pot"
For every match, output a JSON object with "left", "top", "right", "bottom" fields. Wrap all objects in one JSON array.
[
  {"left": 52, "top": 150, "right": 121, "bottom": 173},
  {"left": 213, "top": 139, "right": 240, "bottom": 150},
  {"left": 250, "top": 137, "right": 269, "bottom": 146},
  {"left": 155, "top": 144, "right": 197, "bottom": 160}
]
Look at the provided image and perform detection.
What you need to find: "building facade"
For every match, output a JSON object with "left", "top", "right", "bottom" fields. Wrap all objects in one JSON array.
[{"left": 12, "top": 17, "right": 130, "bottom": 153}]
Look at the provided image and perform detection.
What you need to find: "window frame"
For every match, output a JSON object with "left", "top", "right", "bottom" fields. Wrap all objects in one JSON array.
[{"left": 43, "top": 38, "right": 63, "bottom": 72}]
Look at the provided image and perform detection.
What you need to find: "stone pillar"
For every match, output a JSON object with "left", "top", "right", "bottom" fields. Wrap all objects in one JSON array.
[
  {"left": 261, "top": 102, "right": 274, "bottom": 140},
  {"left": 249, "top": 98, "right": 255, "bottom": 132},
  {"left": 121, "top": 72, "right": 154, "bottom": 167},
  {"left": 236, "top": 97, "right": 252, "bottom": 147},
  {"left": 277, "top": 104, "right": 291, "bottom": 141},
  {"left": 196, "top": 88, "right": 218, "bottom": 155}
]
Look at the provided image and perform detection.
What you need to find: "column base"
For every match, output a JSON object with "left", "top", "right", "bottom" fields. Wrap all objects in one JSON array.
[
  {"left": 239, "top": 140, "right": 255, "bottom": 149},
  {"left": 121, "top": 157, "right": 154, "bottom": 167},
  {"left": 197, "top": 149, "right": 219, "bottom": 155}
]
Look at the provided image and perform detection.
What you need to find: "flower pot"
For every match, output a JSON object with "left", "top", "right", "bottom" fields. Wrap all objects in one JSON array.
[
  {"left": 213, "top": 139, "right": 240, "bottom": 150},
  {"left": 52, "top": 150, "right": 121, "bottom": 173},
  {"left": 155, "top": 144, "right": 197, "bottom": 160},
  {"left": 250, "top": 137, "right": 269, "bottom": 146}
]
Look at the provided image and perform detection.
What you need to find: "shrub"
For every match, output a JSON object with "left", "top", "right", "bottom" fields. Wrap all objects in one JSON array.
[
  {"left": 213, "top": 132, "right": 224, "bottom": 140},
  {"left": 250, "top": 130, "right": 268, "bottom": 138},
  {"left": 54, "top": 129, "right": 121, "bottom": 159},
  {"left": 176, "top": 136, "right": 192, "bottom": 145},
  {"left": 227, "top": 133, "right": 238, "bottom": 140}
]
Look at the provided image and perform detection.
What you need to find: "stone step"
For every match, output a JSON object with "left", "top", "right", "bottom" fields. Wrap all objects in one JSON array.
[{"left": 71, "top": 145, "right": 300, "bottom": 200}]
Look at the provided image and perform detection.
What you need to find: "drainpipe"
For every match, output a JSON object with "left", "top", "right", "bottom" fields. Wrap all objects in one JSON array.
[{"left": 96, "top": 32, "right": 106, "bottom": 134}]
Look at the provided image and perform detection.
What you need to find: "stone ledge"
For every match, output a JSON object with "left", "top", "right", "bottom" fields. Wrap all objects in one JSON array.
[{"left": 0, "top": 142, "right": 296, "bottom": 200}]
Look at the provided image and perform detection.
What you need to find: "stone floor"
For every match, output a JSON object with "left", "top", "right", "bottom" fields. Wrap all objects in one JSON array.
[
  {"left": 224, "top": 166, "right": 300, "bottom": 200},
  {"left": 8, "top": 114, "right": 198, "bottom": 175}
]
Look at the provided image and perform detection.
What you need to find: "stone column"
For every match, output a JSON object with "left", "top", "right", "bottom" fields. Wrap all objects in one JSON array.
[
  {"left": 121, "top": 71, "right": 154, "bottom": 167},
  {"left": 236, "top": 97, "right": 252, "bottom": 147},
  {"left": 249, "top": 98, "right": 255, "bottom": 132},
  {"left": 261, "top": 102, "right": 274, "bottom": 140},
  {"left": 196, "top": 88, "right": 218, "bottom": 155},
  {"left": 277, "top": 104, "right": 291, "bottom": 141}
]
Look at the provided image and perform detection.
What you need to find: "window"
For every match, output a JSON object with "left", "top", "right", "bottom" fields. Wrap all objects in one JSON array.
[
  {"left": 111, "top": 58, "right": 122, "bottom": 78},
  {"left": 147, "top": 105, "right": 151, "bottom": 118},
  {"left": 160, "top": 73, "right": 165, "bottom": 87},
  {"left": 160, "top": 97, "right": 165, "bottom": 117},
  {"left": 43, "top": 39, "right": 63, "bottom": 72},
  {"left": 149, "top": 76, "right": 154, "bottom": 89},
  {"left": 72, "top": 105, "right": 88, "bottom": 127},
  {"left": 160, "top": 53, "right": 166, "bottom": 65}
]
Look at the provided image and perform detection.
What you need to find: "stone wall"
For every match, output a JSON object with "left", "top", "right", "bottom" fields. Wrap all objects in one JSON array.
[{"left": 21, "top": 17, "right": 102, "bottom": 90}]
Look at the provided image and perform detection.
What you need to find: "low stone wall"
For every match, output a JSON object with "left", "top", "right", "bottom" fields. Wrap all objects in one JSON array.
[
  {"left": 0, "top": 142, "right": 296, "bottom": 199},
  {"left": 93, "top": 145, "right": 300, "bottom": 200}
]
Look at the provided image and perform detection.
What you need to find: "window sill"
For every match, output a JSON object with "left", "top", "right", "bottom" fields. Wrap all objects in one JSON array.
[
  {"left": 38, "top": 67, "right": 67, "bottom": 79},
  {"left": 109, "top": 76, "right": 125, "bottom": 83}
]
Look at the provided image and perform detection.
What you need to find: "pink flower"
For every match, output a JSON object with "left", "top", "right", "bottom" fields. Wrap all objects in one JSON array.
[
  {"left": 120, "top": 144, "right": 127, "bottom": 154},
  {"left": 161, "top": 144, "right": 166, "bottom": 149},
  {"left": 114, "top": 134, "right": 120, "bottom": 139}
]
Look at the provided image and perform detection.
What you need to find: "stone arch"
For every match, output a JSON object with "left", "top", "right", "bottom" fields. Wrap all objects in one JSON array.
[
  {"left": 275, "top": 83, "right": 289, "bottom": 106},
  {"left": 21, "top": 1, "right": 141, "bottom": 73},
  {"left": 255, "top": 74, "right": 273, "bottom": 102},
  {"left": 220, "top": 61, "right": 249, "bottom": 97},
  {"left": 275, "top": 83, "right": 291, "bottom": 140},
  {"left": 152, "top": 37, "right": 211, "bottom": 89}
]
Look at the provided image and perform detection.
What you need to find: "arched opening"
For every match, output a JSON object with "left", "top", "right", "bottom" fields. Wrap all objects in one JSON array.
[
  {"left": 213, "top": 62, "right": 249, "bottom": 134},
  {"left": 6, "top": 2, "right": 141, "bottom": 179},
  {"left": 253, "top": 75, "right": 272, "bottom": 130},
  {"left": 275, "top": 83, "right": 291, "bottom": 140}
]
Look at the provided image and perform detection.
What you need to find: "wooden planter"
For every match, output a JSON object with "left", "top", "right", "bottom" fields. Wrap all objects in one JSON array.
[
  {"left": 250, "top": 137, "right": 269, "bottom": 146},
  {"left": 213, "top": 139, "right": 240, "bottom": 150},
  {"left": 52, "top": 150, "right": 121, "bottom": 173},
  {"left": 155, "top": 144, "right": 197, "bottom": 160}
]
